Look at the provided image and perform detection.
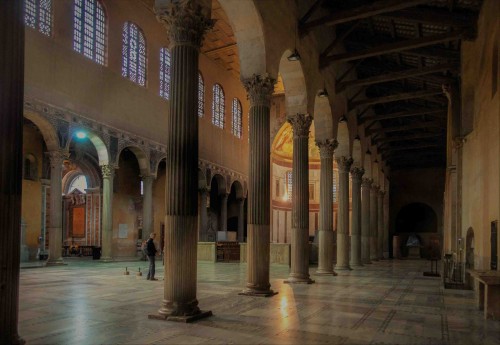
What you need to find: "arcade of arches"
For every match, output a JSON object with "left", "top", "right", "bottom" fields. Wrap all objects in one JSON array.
[{"left": 1, "top": 0, "right": 499, "bottom": 344}]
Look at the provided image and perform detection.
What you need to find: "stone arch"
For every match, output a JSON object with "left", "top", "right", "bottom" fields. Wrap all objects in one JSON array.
[
  {"left": 117, "top": 145, "right": 149, "bottom": 176},
  {"left": 230, "top": 180, "right": 245, "bottom": 199},
  {"left": 335, "top": 118, "right": 350, "bottom": 158},
  {"left": 466, "top": 227, "right": 475, "bottom": 269},
  {"left": 313, "top": 93, "right": 334, "bottom": 141},
  {"left": 24, "top": 110, "right": 59, "bottom": 151},
  {"left": 211, "top": 174, "right": 227, "bottom": 195},
  {"left": 68, "top": 129, "right": 109, "bottom": 166},
  {"left": 363, "top": 151, "right": 372, "bottom": 179},
  {"left": 279, "top": 50, "right": 308, "bottom": 116},
  {"left": 352, "top": 137, "right": 362, "bottom": 169},
  {"left": 219, "top": 0, "right": 266, "bottom": 78}
]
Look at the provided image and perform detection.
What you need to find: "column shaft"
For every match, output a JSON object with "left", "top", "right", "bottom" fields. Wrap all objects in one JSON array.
[
  {"left": 155, "top": 2, "right": 212, "bottom": 318},
  {"left": 198, "top": 189, "right": 208, "bottom": 241},
  {"left": 0, "top": 1, "right": 25, "bottom": 342},
  {"left": 47, "top": 151, "right": 66, "bottom": 264},
  {"left": 335, "top": 157, "right": 353, "bottom": 270},
  {"left": 350, "top": 168, "right": 364, "bottom": 267},
  {"left": 361, "top": 178, "right": 372, "bottom": 264},
  {"left": 286, "top": 114, "right": 314, "bottom": 283},
  {"left": 370, "top": 185, "right": 379, "bottom": 261},
  {"left": 142, "top": 175, "right": 154, "bottom": 239},
  {"left": 315, "top": 139, "right": 337, "bottom": 275},
  {"left": 377, "top": 191, "right": 385, "bottom": 259},
  {"left": 237, "top": 198, "right": 245, "bottom": 242},
  {"left": 100, "top": 165, "right": 114, "bottom": 260},
  {"left": 241, "top": 75, "right": 276, "bottom": 296}
]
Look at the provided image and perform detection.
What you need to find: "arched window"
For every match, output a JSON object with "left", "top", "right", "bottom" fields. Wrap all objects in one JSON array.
[
  {"left": 231, "top": 98, "right": 242, "bottom": 138},
  {"left": 198, "top": 73, "right": 204, "bottom": 117},
  {"left": 23, "top": 154, "right": 38, "bottom": 180},
  {"left": 122, "top": 22, "right": 147, "bottom": 86},
  {"left": 69, "top": 174, "right": 88, "bottom": 193},
  {"left": 159, "top": 48, "right": 171, "bottom": 99},
  {"left": 286, "top": 171, "right": 292, "bottom": 201},
  {"left": 73, "top": 0, "right": 106, "bottom": 65},
  {"left": 24, "top": 0, "right": 52, "bottom": 36},
  {"left": 212, "top": 84, "right": 225, "bottom": 128}
]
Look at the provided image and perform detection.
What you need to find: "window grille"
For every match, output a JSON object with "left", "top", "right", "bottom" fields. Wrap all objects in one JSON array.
[
  {"left": 212, "top": 84, "right": 225, "bottom": 128},
  {"left": 24, "top": 0, "right": 52, "bottom": 36},
  {"left": 73, "top": 0, "right": 106, "bottom": 65},
  {"left": 231, "top": 98, "right": 242, "bottom": 138},
  {"left": 198, "top": 73, "right": 204, "bottom": 117},
  {"left": 159, "top": 48, "right": 171, "bottom": 99},
  {"left": 122, "top": 22, "right": 147, "bottom": 86}
]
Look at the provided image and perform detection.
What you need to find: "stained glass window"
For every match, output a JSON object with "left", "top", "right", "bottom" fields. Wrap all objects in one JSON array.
[
  {"left": 231, "top": 98, "right": 242, "bottom": 138},
  {"left": 287, "top": 171, "right": 293, "bottom": 201},
  {"left": 159, "top": 48, "right": 171, "bottom": 99},
  {"left": 122, "top": 22, "right": 147, "bottom": 86},
  {"left": 198, "top": 73, "right": 204, "bottom": 117},
  {"left": 24, "top": 0, "right": 52, "bottom": 36},
  {"left": 212, "top": 84, "right": 225, "bottom": 128},
  {"left": 73, "top": 0, "right": 106, "bottom": 65}
]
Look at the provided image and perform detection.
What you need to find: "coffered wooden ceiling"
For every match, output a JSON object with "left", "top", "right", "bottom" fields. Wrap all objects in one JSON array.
[{"left": 299, "top": 0, "right": 483, "bottom": 170}]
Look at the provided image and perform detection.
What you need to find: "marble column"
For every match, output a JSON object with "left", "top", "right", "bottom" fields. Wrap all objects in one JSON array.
[
  {"left": 350, "top": 167, "right": 364, "bottom": 267},
  {"left": 47, "top": 151, "right": 67, "bottom": 265},
  {"left": 0, "top": 1, "right": 25, "bottom": 342},
  {"left": 142, "top": 175, "right": 154, "bottom": 239},
  {"left": 286, "top": 114, "right": 314, "bottom": 284},
  {"left": 100, "top": 164, "right": 115, "bottom": 261},
  {"left": 237, "top": 198, "right": 245, "bottom": 242},
  {"left": 377, "top": 190, "right": 385, "bottom": 260},
  {"left": 240, "top": 75, "right": 276, "bottom": 296},
  {"left": 361, "top": 178, "right": 372, "bottom": 264},
  {"left": 220, "top": 192, "right": 228, "bottom": 240},
  {"left": 370, "top": 184, "right": 379, "bottom": 261},
  {"left": 335, "top": 156, "right": 353, "bottom": 270},
  {"left": 198, "top": 188, "right": 209, "bottom": 241},
  {"left": 315, "top": 139, "right": 338, "bottom": 276},
  {"left": 153, "top": 1, "right": 213, "bottom": 320}
]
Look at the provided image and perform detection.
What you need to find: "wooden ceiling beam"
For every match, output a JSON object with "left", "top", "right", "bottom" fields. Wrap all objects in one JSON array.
[
  {"left": 378, "top": 7, "right": 476, "bottom": 29},
  {"left": 368, "top": 121, "right": 444, "bottom": 135},
  {"left": 338, "top": 63, "right": 455, "bottom": 91},
  {"left": 323, "top": 31, "right": 463, "bottom": 65},
  {"left": 300, "top": 0, "right": 430, "bottom": 33},
  {"left": 380, "top": 142, "right": 444, "bottom": 153},
  {"left": 350, "top": 90, "right": 443, "bottom": 108},
  {"left": 362, "top": 107, "right": 446, "bottom": 123},
  {"left": 374, "top": 132, "right": 443, "bottom": 143}
]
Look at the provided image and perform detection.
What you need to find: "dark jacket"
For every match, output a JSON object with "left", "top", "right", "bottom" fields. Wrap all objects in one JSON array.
[{"left": 146, "top": 238, "right": 157, "bottom": 256}]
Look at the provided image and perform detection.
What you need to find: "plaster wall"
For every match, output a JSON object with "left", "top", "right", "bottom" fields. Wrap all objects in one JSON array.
[{"left": 459, "top": 0, "right": 500, "bottom": 270}]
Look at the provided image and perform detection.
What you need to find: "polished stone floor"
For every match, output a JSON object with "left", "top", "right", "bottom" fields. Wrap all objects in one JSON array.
[{"left": 18, "top": 259, "right": 500, "bottom": 344}]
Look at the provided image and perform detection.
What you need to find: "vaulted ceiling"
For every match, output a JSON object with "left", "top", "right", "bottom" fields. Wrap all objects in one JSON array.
[{"left": 299, "top": 0, "right": 483, "bottom": 170}]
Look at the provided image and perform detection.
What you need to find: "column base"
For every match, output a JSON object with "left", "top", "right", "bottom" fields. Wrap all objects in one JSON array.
[
  {"left": 149, "top": 310, "right": 212, "bottom": 323},
  {"left": 99, "top": 256, "right": 114, "bottom": 262},
  {"left": 315, "top": 269, "right": 338, "bottom": 276},
  {"left": 334, "top": 265, "right": 352, "bottom": 271},
  {"left": 46, "top": 258, "right": 65, "bottom": 266},
  {"left": 239, "top": 289, "right": 278, "bottom": 298},
  {"left": 284, "top": 277, "right": 315, "bottom": 284}
]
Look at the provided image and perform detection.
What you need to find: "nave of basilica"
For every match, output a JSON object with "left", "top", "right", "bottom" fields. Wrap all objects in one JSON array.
[{"left": 0, "top": 0, "right": 499, "bottom": 344}]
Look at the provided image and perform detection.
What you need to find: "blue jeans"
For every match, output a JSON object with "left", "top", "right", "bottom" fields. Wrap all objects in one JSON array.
[{"left": 147, "top": 255, "right": 155, "bottom": 279}]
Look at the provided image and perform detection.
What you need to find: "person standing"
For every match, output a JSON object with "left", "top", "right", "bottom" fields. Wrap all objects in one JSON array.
[{"left": 146, "top": 233, "right": 158, "bottom": 280}]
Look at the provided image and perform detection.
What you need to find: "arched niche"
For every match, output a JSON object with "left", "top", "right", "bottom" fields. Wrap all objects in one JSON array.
[
  {"left": 230, "top": 180, "right": 244, "bottom": 200},
  {"left": 395, "top": 203, "right": 438, "bottom": 233},
  {"left": 24, "top": 110, "right": 59, "bottom": 151},
  {"left": 211, "top": 174, "right": 227, "bottom": 195}
]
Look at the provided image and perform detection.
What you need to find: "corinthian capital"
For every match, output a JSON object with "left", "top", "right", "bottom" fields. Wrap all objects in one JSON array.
[
  {"left": 316, "top": 139, "right": 338, "bottom": 159},
  {"left": 100, "top": 165, "right": 115, "bottom": 179},
  {"left": 350, "top": 167, "right": 365, "bottom": 181},
  {"left": 287, "top": 113, "right": 312, "bottom": 138},
  {"left": 46, "top": 150, "right": 68, "bottom": 169},
  {"left": 361, "top": 177, "right": 373, "bottom": 188},
  {"left": 156, "top": 1, "right": 214, "bottom": 48},
  {"left": 335, "top": 156, "right": 353, "bottom": 172},
  {"left": 242, "top": 74, "right": 276, "bottom": 107}
]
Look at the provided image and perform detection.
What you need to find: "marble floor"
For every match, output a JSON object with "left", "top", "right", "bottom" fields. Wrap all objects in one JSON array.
[{"left": 18, "top": 259, "right": 500, "bottom": 345}]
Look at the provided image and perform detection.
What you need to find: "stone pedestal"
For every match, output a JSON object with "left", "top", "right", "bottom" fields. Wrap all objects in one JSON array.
[
  {"left": 315, "top": 139, "right": 338, "bottom": 276},
  {"left": 335, "top": 156, "right": 353, "bottom": 271},
  {"left": 350, "top": 167, "right": 364, "bottom": 267},
  {"left": 240, "top": 75, "right": 277, "bottom": 296},
  {"left": 0, "top": 1, "right": 25, "bottom": 343},
  {"left": 285, "top": 114, "right": 314, "bottom": 284},
  {"left": 361, "top": 178, "right": 372, "bottom": 264},
  {"left": 152, "top": 1, "right": 213, "bottom": 320}
]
